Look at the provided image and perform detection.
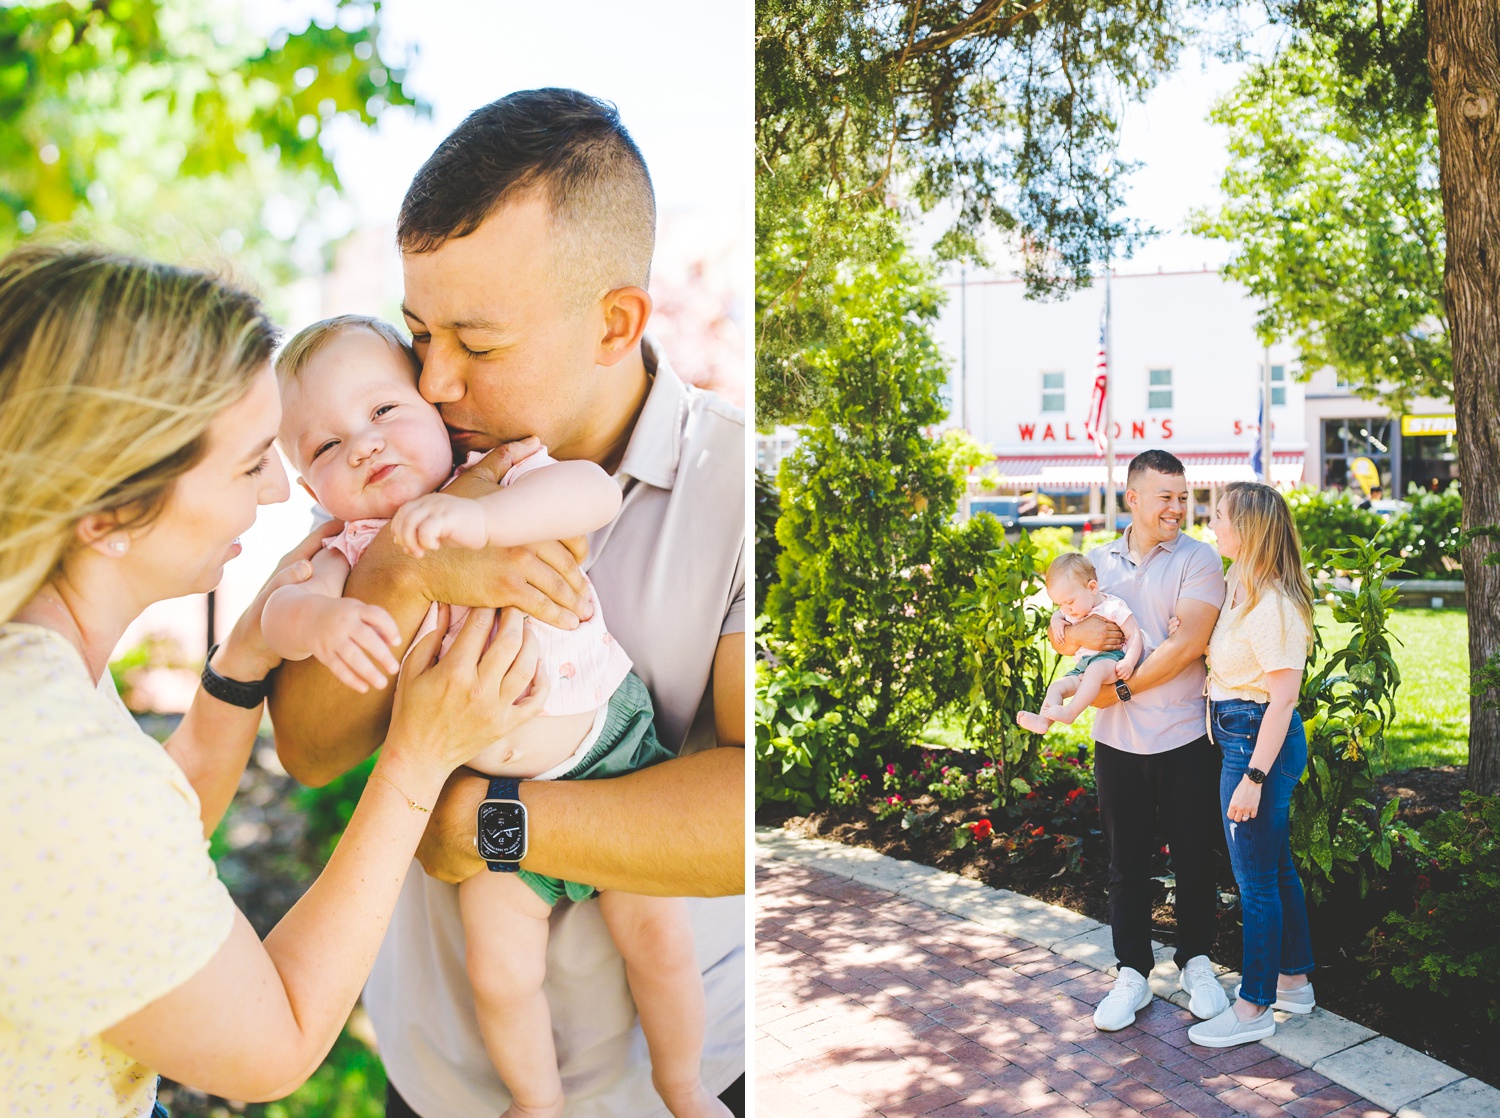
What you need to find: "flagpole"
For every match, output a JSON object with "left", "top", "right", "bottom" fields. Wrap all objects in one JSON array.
[
  {"left": 1261, "top": 346, "right": 1273, "bottom": 484},
  {"left": 1103, "top": 267, "right": 1116, "bottom": 531}
]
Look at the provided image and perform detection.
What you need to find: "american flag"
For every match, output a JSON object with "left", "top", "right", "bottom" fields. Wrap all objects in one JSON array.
[{"left": 1085, "top": 310, "right": 1108, "bottom": 455}]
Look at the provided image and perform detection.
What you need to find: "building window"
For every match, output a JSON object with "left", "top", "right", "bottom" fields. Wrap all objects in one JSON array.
[
  {"left": 1148, "top": 368, "right": 1172, "bottom": 410},
  {"left": 1322, "top": 417, "right": 1393, "bottom": 496},
  {"left": 1041, "top": 371, "right": 1065, "bottom": 413},
  {"left": 1271, "top": 364, "right": 1286, "bottom": 407}
]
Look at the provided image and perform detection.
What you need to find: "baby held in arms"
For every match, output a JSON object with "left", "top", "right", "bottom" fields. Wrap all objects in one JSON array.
[
  {"left": 1017, "top": 552, "right": 1144, "bottom": 734},
  {"left": 262, "top": 316, "right": 728, "bottom": 1118}
]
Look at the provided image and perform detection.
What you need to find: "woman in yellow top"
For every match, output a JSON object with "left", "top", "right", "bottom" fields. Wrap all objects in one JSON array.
[
  {"left": 0, "top": 246, "right": 548, "bottom": 1116},
  {"left": 1186, "top": 480, "right": 1317, "bottom": 1049}
]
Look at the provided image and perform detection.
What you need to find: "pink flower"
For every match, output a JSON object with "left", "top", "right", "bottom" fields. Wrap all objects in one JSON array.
[{"left": 559, "top": 662, "right": 577, "bottom": 679}]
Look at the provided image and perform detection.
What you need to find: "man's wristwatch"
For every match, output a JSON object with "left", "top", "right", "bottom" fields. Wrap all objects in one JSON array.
[
  {"left": 200, "top": 644, "right": 272, "bottom": 709},
  {"left": 477, "top": 776, "right": 527, "bottom": 872},
  {"left": 1246, "top": 767, "right": 1268, "bottom": 785},
  {"left": 1114, "top": 680, "right": 1132, "bottom": 702}
]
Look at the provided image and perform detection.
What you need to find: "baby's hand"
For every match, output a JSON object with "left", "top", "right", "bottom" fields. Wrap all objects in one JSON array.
[
  {"left": 1048, "top": 612, "right": 1068, "bottom": 643},
  {"left": 1116, "top": 660, "right": 1135, "bottom": 682},
  {"left": 1167, "top": 616, "right": 1182, "bottom": 637},
  {"left": 309, "top": 597, "right": 402, "bottom": 692},
  {"left": 390, "top": 493, "right": 488, "bottom": 558}
]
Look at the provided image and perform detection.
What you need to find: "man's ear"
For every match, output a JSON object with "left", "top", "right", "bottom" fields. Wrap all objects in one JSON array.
[{"left": 596, "top": 285, "right": 652, "bottom": 368}]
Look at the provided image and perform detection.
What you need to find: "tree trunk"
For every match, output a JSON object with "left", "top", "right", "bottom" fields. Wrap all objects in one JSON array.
[{"left": 1428, "top": 0, "right": 1500, "bottom": 793}]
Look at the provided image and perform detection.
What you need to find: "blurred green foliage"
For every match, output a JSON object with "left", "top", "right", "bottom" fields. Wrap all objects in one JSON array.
[{"left": 0, "top": 0, "right": 424, "bottom": 299}]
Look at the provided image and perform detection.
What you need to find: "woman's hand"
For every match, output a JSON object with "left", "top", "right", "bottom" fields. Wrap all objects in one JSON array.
[
  {"left": 383, "top": 606, "right": 550, "bottom": 781},
  {"left": 1227, "top": 776, "right": 1263, "bottom": 823},
  {"left": 216, "top": 521, "right": 345, "bottom": 681}
]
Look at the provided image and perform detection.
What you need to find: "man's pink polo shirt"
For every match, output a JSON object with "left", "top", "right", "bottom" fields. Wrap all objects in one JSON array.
[{"left": 1089, "top": 527, "right": 1227, "bottom": 756}]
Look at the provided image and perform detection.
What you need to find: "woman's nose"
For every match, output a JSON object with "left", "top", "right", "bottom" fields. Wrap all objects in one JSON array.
[{"left": 259, "top": 451, "right": 291, "bottom": 505}]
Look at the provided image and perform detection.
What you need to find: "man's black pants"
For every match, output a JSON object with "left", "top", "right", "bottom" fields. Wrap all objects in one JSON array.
[
  {"left": 1094, "top": 734, "right": 1223, "bottom": 979},
  {"left": 386, "top": 1074, "right": 746, "bottom": 1118}
]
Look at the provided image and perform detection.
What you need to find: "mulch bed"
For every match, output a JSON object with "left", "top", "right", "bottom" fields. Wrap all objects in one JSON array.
[{"left": 758, "top": 762, "right": 1497, "bottom": 1088}]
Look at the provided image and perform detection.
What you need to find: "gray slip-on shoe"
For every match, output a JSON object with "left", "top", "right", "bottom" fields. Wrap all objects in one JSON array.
[
  {"left": 1187, "top": 1004, "right": 1276, "bottom": 1048},
  {"left": 1234, "top": 981, "right": 1315, "bottom": 1014}
]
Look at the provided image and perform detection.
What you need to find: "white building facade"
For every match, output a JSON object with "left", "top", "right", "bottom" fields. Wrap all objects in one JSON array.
[{"left": 932, "top": 267, "right": 1456, "bottom": 518}]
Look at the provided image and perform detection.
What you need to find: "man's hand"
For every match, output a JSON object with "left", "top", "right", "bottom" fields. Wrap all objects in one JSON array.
[
  {"left": 390, "top": 493, "right": 489, "bottom": 558},
  {"left": 1052, "top": 615, "right": 1125, "bottom": 656}
]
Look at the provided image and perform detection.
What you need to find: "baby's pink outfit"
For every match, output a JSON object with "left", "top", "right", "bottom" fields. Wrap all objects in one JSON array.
[
  {"left": 1073, "top": 593, "right": 1135, "bottom": 658},
  {"left": 323, "top": 448, "right": 632, "bottom": 717}
]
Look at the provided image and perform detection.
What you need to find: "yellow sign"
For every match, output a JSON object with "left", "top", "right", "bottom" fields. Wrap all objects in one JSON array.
[
  {"left": 1402, "top": 414, "right": 1457, "bottom": 437},
  {"left": 1349, "top": 457, "right": 1380, "bottom": 497}
]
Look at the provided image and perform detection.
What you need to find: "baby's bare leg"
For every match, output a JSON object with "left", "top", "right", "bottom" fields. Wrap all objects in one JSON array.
[
  {"left": 1019, "top": 676, "right": 1081, "bottom": 732},
  {"left": 459, "top": 872, "right": 563, "bottom": 1118},
  {"left": 1047, "top": 661, "right": 1116, "bottom": 725},
  {"left": 598, "top": 892, "right": 730, "bottom": 1118}
]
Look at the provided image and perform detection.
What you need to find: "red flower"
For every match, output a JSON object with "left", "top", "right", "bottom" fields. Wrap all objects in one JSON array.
[
  {"left": 1026, "top": 791, "right": 1040, "bottom": 802},
  {"left": 1415, "top": 875, "right": 1431, "bottom": 894},
  {"left": 886, "top": 763, "right": 896, "bottom": 775},
  {"left": 1065, "top": 787, "right": 1085, "bottom": 804},
  {"left": 1032, "top": 825, "right": 1046, "bottom": 837},
  {"left": 971, "top": 819, "right": 994, "bottom": 840},
  {"left": 887, "top": 795, "right": 903, "bottom": 804}
]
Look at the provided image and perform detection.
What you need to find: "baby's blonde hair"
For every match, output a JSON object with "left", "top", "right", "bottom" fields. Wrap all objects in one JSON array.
[
  {"left": 0, "top": 245, "right": 276, "bottom": 622},
  {"left": 275, "top": 314, "right": 419, "bottom": 385},
  {"left": 1046, "top": 552, "right": 1097, "bottom": 588}
]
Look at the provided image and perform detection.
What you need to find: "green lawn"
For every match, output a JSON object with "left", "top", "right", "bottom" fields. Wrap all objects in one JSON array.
[{"left": 923, "top": 607, "right": 1470, "bottom": 773}]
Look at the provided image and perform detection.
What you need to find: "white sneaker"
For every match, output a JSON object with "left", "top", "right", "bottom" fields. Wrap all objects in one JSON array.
[
  {"left": 1180, "top": 955, "right": 1230, "bottom": 1020},
  {"left": 1235, "top": 982, "right": 1316, "bottom": 1014},
  {"left": 1094, "top": 967, "right": 1152, "bottom": 1031},
  {"left": 1188, "top": 1003, "right": 1276, "bottom": 1047}
]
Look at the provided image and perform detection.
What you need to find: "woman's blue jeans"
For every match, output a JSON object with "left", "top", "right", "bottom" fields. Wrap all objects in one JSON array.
[{"left": 1212, "top": 698, "right": 1316, "bottom": 1007}]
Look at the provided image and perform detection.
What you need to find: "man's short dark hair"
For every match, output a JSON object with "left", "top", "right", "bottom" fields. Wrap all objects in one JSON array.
[
  {"left": 397, "top": 88, "right": 656, "bottom": 304},
  {"left": 1126, "top": 449, "right": 1187, "bottom": 492}
]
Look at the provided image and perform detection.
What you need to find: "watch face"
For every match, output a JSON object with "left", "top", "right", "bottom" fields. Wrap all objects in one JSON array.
[{"left": 477, "top": 800, "right": 527, "bottom": 861}]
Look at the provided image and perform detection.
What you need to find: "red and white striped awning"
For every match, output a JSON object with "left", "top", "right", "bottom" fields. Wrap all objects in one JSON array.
[{"left": 989, "top": 452, "right": 1305, "bottom": 488}]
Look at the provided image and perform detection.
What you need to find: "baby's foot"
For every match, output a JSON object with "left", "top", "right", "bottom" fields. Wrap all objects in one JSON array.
[
  {"left": 1042, "top": 704, "right": 1077, "bottom": 725},
  {"left": 1016, "top": 710, "right": 1053, "bottom": 734},
  {"left": 654, "top": 1077, "right": 733, "bottom": 1118},
  {"left": 500, "top": 1094, "right": 566, "bottom": 1118}
]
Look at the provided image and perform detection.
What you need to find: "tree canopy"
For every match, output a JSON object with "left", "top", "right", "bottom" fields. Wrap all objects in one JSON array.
[
  {"left": 0, "top": 0, "right": 422, "bottom": 298},
  {"left": 756, "top": 0, "right": 1218, "bottom": 426}
]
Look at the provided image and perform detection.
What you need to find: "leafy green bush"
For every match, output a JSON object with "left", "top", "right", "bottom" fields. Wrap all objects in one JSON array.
[
  {"left": 1285, "top": 487, "right": 1384, "bottom": 576},
  {"left": 754, "top": 468, "right": 782, "bottom": 614},
  {"left": 764, "top": 239, "right": 997, "bottom": 756},
  {"left": 1386, "top": 484, "right": 1463, "bottom": 579},
  {"left": 297, "top": 754, "right": 376, "bottom": 863},
  {"left": 1291, "top": 539, "right": 1418, "bottom": 902},
  {"left": 1368, "top": 793, "right": 1500, "bottom": 1022},
  {"left": 753, "top": 659, "right": 859, "bottom": 812},
  {"left": 953, "top": 532, "right": 1057, "bottom": 804},
  {"left": 1025, "top": 526, "right": 1079, "bottom": 573}
]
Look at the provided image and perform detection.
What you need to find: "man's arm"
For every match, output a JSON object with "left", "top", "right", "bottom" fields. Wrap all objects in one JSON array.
[
  {"left": 1091, "top": 597, "right": 1219, "bottom": 711},
  {"left": 413, "top": 632, "right": 747, "bottom": 896}
]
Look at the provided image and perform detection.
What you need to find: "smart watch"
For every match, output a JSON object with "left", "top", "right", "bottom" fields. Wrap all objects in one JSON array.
[
  {"left": 1114, "top": 680, "right": 1133, "bottom": 702},
  {"left": 1246, "top": 767, "right": 1268, "bottom": 785},
  {"left": 477, "top": 776, "right": 527, "bottom": 872},
  {"left": 200, "top": 644, "right": 271, "bottom": 709}
]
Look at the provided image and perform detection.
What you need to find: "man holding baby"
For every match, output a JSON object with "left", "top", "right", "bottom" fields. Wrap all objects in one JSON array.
[
  {"left": 269, "top": 88, "right": 746, "bottom": 1117},
  {"left": 1048, "top": 449, "right": 1229, "bottom": 1033}
]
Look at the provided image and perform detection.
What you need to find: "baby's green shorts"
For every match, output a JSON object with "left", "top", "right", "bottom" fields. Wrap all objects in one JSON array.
[
  {"left": 1065, "top": 648, "right": 1127, "bottom": 678},
  {"left": 517, "top": 671, "right": 675, "bottom": 906}
]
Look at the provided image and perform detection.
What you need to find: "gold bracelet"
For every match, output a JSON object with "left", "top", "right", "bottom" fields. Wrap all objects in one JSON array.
[{"left": 370, "top": 771, "right": 431, "bottom": 814}]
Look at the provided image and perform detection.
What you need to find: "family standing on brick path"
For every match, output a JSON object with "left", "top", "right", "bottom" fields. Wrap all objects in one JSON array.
[{"left": 1046, "top": 449, "right": 1317, "bottom": 1047}]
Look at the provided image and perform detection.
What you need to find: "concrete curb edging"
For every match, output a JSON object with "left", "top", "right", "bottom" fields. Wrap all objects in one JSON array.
[{"left": 757, "top": 827, "right": 1498, "bottom": 1118}]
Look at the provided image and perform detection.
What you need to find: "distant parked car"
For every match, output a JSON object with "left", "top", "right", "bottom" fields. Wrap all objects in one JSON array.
[{"left": 968, "top": 495, "right": 1022, "bottom": 528}]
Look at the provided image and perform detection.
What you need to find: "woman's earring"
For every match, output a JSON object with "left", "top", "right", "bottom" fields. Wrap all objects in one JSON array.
[{"left": 108, "top": 539, "right": 129, "bottom": 555}]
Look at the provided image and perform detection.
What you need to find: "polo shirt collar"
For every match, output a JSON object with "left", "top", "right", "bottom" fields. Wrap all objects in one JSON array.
[
  {"left": 1115, "top": 523, "right": 1183, "bottom": 559},
  {"left": 614, "top": 337, "right": 686, "bottom": 490}
]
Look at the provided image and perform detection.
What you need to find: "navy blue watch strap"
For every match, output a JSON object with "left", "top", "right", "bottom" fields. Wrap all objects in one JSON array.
[{"left": 482, "top": 776, "right": 523, "bottom": 873}]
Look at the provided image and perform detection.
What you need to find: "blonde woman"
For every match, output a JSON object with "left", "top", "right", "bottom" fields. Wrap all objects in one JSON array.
[
  {"left": 1187, "top": 480, "right": 1317, "bottom": 1048},
  {"left": 0, "top": 246, "right": 547, "bottom": 1117}
]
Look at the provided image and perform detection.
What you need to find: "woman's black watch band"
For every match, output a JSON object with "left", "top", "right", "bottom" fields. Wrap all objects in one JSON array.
[{"left": 200, "top": 644, "right": 272, "bottom": 709}]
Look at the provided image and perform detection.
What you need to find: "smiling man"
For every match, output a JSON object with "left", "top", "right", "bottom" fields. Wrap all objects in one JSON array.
[
  {"left": 268, "top": 89, "right": 745, "bottom": 1117},
  {"left": 1049, "top": 449, "right": 1228, "bottom": 1033}
]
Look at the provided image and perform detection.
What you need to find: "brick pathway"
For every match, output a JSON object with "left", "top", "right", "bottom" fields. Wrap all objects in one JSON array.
[{"left": 756, "top": 858, "right": 1391, "bottom": 1118}]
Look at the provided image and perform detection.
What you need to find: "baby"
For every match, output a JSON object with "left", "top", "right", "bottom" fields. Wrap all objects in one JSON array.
[
  {"left": 1016, "top": 552, "right": 1144, "bottom": 733},
  {"left": 262, "top": 316, "right": 727, "bottom": 1118}
]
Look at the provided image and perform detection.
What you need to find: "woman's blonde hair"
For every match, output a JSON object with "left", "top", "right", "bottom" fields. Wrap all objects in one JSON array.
[
  {"left": 0, "top": 245, "right": 277, "bottom": 622},
  {"left": 1222, "top": 481, "right": 1315, "bottom": 646}
]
